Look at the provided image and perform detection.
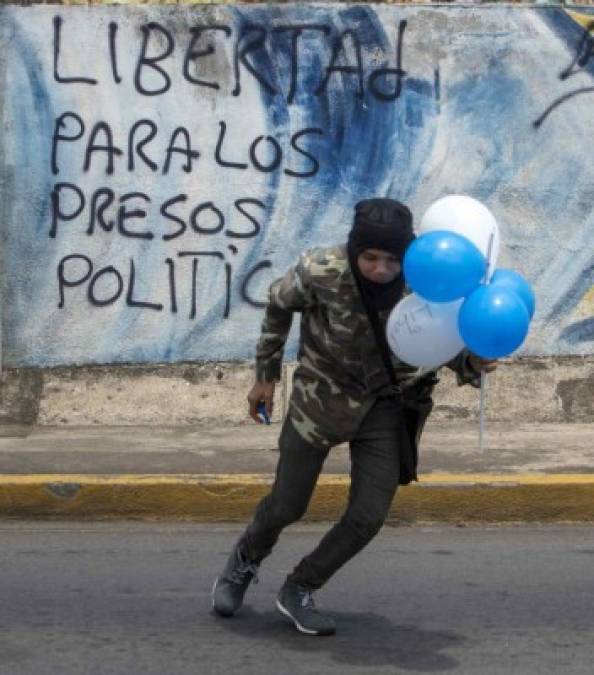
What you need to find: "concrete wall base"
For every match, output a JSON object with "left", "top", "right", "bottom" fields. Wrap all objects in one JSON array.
[
  {"left": 0, "top": 356, "right": 592, "bottom": 427},
  {"left": 0, "top": 356, "right": 594, "bottom": 427}
]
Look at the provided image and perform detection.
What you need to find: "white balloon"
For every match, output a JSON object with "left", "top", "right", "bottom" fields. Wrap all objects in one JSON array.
[
  {"left": 419, "top": 195, "right": 500, "bottom": 279},
  {"left": 386, "top": 293, "right": 464, "bottom": 369}
]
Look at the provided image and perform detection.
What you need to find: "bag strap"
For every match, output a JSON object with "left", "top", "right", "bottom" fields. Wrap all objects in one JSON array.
[
  {"left": 364, "top": 303, "right": 400, "bottom": 390},
  {"left": 351, "top": 274, "right": 400, "bottom": 391}
]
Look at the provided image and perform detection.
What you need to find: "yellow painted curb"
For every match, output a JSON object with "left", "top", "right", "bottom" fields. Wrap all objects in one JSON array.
[{"left": 0, "top": 474, "right": 593, "bottom": 522}]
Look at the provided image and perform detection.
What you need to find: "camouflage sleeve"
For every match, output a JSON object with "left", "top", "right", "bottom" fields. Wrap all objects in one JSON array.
[
  {"left": 255, "top": 254, "right": 316, "bottom": 382},
  {"left": 446, "top": 349, "right": 482, "bottom": 389}
]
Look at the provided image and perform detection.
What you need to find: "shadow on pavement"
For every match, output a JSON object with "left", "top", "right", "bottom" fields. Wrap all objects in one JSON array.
[{"left": 212, "top": 605, "right": 465, "bottom": 671}]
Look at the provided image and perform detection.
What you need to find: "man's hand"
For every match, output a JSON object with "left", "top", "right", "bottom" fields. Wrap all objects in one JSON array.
[
  {"left": 247, "top": 381, "right": 276, "bottom": 423},
  {"left": 468, "top": 353, "right": 498, "bottom": 374}
]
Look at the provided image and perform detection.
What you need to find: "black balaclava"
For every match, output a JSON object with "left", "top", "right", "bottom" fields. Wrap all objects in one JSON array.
[{"left": 347, "top": 198, "right": 415, "bottom": 312}]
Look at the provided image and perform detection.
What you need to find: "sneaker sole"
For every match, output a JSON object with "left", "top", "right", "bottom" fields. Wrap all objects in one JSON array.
[{"left": 275, "top": 599, "right": 335, "bottom": 636}]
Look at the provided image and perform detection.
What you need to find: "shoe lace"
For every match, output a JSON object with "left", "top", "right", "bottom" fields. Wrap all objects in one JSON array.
[
  {"left": 300, "top": 590, "right": 315, "bottom": 609},
  {"left": 229, "top": 556, "right": 259, "bottom": 585}
]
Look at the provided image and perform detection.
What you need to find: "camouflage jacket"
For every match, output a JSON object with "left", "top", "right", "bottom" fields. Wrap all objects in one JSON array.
[{"left": 255, "top": 245, "right": 480, "bottom": 447}]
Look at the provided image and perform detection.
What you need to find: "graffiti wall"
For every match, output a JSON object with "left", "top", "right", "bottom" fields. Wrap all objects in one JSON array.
[{"left": 0, "top": 4, "right": 592, "bottom": 366}]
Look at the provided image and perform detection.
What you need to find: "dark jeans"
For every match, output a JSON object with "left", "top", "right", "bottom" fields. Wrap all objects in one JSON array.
[{"left": 240, "top": 397, "right": 409, "bottom": 590}]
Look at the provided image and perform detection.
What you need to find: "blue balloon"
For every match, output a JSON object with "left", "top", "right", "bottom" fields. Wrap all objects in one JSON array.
[
  {"left": 490, "top": 268, "right": 536, "bottom": 319},
  {"left": 403, "top": 230, "right": 486, "bottom": 303},
  {"left": 458, "top": 285, "right": 530, "bottom": 359}
]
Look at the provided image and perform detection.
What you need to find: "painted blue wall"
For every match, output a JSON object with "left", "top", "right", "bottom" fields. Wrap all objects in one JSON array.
[{"left": 0, "top": 4, "right": 592, "bottom": 366}]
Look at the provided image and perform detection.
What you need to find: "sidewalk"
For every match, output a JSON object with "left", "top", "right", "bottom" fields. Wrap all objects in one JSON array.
[{"left": 0, "top": 421, "right": 592, "bottom": 522}]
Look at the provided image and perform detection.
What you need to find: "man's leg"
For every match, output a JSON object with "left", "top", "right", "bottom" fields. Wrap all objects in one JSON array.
[
  {"left": 212, "top": 417, "right": 329, "bottom": 616},
  {"left": 280, "top": 397, "right": 405, "bottom": 613},
  {"left": 276, "top": 398, "right": 405, "bottom": 635}
]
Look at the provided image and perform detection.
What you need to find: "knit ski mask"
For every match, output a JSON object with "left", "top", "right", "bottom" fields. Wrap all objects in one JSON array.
[{"left": 347, "top": 198, "right": 415, "bottom": 311}]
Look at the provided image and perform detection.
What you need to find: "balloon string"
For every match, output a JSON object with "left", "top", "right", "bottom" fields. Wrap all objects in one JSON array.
[
  {"left": 484, "top": 229, "right": 495, "bottom": 283},
  {"left": 479, "top": 370, "right": 487, "bottom": 452},
  {"left": 478, "top": 229, "right": 493, "bottom": 453}
]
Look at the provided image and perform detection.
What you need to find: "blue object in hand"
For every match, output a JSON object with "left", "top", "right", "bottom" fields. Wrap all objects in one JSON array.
[{"left": 257, "top": 401, "right": 271, "bottom": 425}]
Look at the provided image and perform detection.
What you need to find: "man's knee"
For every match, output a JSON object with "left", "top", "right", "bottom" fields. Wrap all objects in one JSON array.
[
  {"left": 348, "top": 513, "right": 385, "bottom": 542},
  {"left": 345, "top": 496, "right": 396, "bottom": 542},
  {"left": 269, "top": 497, "right": 308, "bottom": 527}
]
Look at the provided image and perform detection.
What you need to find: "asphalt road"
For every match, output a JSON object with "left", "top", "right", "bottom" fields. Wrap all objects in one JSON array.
[{"left": 1, "top": 522, "right": 593, "bottom": 675}]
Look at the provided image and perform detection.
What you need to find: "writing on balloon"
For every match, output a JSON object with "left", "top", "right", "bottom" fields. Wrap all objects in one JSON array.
[{"left": 389, "top": 302, "right": 433, "bottom": 336}]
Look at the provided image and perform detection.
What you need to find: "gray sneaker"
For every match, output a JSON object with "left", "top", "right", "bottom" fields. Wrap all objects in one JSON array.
[
  {"left": 276, "top": 581, "right": 336, "bottom": 636},
  {"left": 212, "top": 543, "right": 259, "bottom": 617}
]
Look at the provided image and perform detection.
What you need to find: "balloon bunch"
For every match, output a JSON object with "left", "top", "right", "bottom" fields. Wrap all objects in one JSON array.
[{"left": 387, "top": 195, "right": 535, "bottom": 368}]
